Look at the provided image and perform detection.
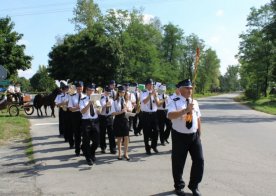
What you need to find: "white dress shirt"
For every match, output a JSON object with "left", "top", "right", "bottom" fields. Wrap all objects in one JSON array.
[
  {"left": 111, "top": 97, "right": 133, "bottom": 113},
  {"left": 68, "top": 93, "right": 85, "bottom": 112},
  {"left": 100, "top": 95, "right": 114, "bottom": 116},
  {"left": 167, "top": 96, "right": 201, "bottom": 134},
  {"left": 140, "top": 90, "right": 158, "bottom": 112},
  {"left": 79, "top": 96, "right": 100, "bottom": 119}
]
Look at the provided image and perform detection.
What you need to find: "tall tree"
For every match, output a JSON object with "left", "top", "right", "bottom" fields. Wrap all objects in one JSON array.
[
  {"left": 197, "top": 48, "right": 220, "bottom": 93},
  {"left": 70, "top": 0, "right": 102, "bottom": 32},
  {"left": 180, "top": 34, "right": 205, "bottom": 81},
  {"left": 238, "top": 4, "right": 275, "bottom": 97},
  {"left": 30, "top": 65, "right": 56, "bottom": 92},
  {"left": 48, "top": 32, "right": 118, "bottom": 86},
  {"left": 220, "top": 65, "right": 240, "bottom": 92},
  {"left": 0, "top": 17, "right": 32, "bottom": 77}
]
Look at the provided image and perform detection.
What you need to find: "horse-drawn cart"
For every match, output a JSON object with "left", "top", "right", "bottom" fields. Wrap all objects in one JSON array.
[{"left": 0, "top": 92, "right": 34, "bottom": 116}]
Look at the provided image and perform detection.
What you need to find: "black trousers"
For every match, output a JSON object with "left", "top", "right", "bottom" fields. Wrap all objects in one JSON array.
[
  {"left": 71, "top": 111, "right": 82, "bottom": 152},
  {"left": 60, "top": 109, "right": 71, "bottom": 144},
  {"left": 141, "top": 112, "right": 158, "bottom": 151},
  {"left": 81, "top": 119, "right": 99, "bottom": 159},
  {"left": 58, "top": 108, "right": 64, "bottom": 135},
  {"left": 157, "top": 109, "right": 170, "bottom": 144},
  {"left": 133, "top": 112, "right": 143, "bottom": 134},
  {"left": 171, "top": 129, "right": 204, "bottom": 190},
  {"left": 99, "top": 115, "right": 116, "bottom": 151},
  {"left": 66, "top": 111, "right": 74, "bottom": 147}
]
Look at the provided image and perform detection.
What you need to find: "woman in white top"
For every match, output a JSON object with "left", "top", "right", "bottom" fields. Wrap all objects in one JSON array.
[{"left": 111, "top": 86, "right": 133, "bottom": 161}]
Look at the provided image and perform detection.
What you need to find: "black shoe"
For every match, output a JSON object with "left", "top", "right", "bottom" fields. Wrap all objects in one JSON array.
[
  {"left": 75, "top": 150, "right": 80, "bottom": 156},
  {"left": 91, "top": 156, "right": 96, "bottom": 162},
  {"left": 174, "top": 189, "right": 186, "bottom": 196},
  {"left": 152, "top": 147, "right": 159, "bottom": 153},
  {"left": 86, "top": 158, "right": 93, "bottom": 166},
  {"left": 101, "top": 149, "right": 106, "bottom": 154},
  {"left": 124, "top": 155, "right": 130, "bottom": 161},
  {"left": 146, "top": 150, "right": 151, "bottom": 155},
  {"left": 161, "top": 142, "right": 166, "bottom": 146},
  {"left": 69, "top": 145, "right": 74, "bottom": 149},
  {"left": 188, "top": 185, "right": 201, "bottom": 196},
  {"left": 134, "top": 133, "right": 138, "bottom": 136},
  {"left": 139, "top": 132, "right": 142, "bottom": 135},
  {"left": 165, "top": 139, "right": 170, "bottom": 144},
  {"left": 117, "top": 156, "right": 123, "bottom": 160},
  {"left": 110, "top": 150, "right": 117, "bottom": 154}
]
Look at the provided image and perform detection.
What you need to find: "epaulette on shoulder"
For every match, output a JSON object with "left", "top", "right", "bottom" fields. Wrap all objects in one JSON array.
[
  {"left": 81, "top": 97, "right": 86, "bottom": 100},
  {"left": 71, "top": 93, "right": 76, "bottom": 96},
  {"left": 101, "top": 96, "right": 105, "bottom": 99},
  {"left": 173, "top": 97, "right": 180, "bottom": 101}
]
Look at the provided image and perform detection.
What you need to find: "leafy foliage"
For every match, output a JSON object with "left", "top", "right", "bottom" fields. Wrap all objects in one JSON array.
[
  {"left": 30, "top": 65, "right": 56, "bottom": 92},
  {"left": 0, "top": 17, "right": 32, "bottom": 78},
  {"left": 237, "top": 2, "right": 276, "bottom": 98}
]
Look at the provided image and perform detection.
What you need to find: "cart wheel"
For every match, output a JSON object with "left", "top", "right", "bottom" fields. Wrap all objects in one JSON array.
[
  {"left": 8, "top": 105, "right": 19, "bottom": 116},
  {"left": 24, "top": 105, "right": 34, "bottom": 115}
]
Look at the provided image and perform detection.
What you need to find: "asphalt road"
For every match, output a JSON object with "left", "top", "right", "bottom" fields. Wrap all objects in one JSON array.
[{"left": 1, "top": 93, "right": 276, "bottom": 196}]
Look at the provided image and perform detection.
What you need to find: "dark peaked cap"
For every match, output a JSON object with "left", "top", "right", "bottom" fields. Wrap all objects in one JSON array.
[
  {"left": 118, "top": 85, "right": 125, "bottom": 92},
  {"left": 104, "top": 86, "right": 111, "bottom": 92},
  {"left": 74, "top": 81, "right": 83, "bottom": 87},
  {"left": 86, "top": 83, "right": 96, "bottom": 90},
  {"left": 145, "top": 78, "right": 154, "bottom": 85},
  {"left": 178, "top": 79, "right": 193, "bottom": 88}
]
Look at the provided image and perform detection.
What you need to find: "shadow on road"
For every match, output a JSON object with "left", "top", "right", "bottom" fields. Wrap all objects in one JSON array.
[
  {"left": 151, "top": 190, "right": 193, "bottom": 196},
  {"left": 202, "top": 115, "right": 276, "bottom": 123}
]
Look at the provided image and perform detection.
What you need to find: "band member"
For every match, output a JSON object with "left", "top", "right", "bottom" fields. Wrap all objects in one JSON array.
[
  {"left": 68, "top": 81, "right": 85, "bottom": 156},
  {"left": 55, "top": 82, "right": 71, "bottom": 145},
  {"left": 167, "top": 79, "right": 203, "bottom": 196},
  {"left": 111, "top": 85, "right": 133, "bottom": 161},
  {"left": 130, "top": 83, "right": 142, "bottom": 136},
  {"left": 109, "top": 80, "right": 117, "bottom": 100},
  {"left": 156, "top": 84, "right": 171, "bottom": 146},
  {"left": 140, "top": 79, "right": 160, "bottom": 155},
  {"left": 124, "top": 83, "right": 135, "bottom": 132},
  {"left": 99, "top": 86, "right": 116, "bottom": 154},
  {"left": 164, "top": 83, "right": 181, "bottom": 144},
  {"left": 79, "top": 83, "right": 100, "bottom": 166}
]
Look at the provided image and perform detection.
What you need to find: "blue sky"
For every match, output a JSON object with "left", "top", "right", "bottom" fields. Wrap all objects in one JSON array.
[{"left": 0, "top": 0, "right": 271, "bottom": 79}]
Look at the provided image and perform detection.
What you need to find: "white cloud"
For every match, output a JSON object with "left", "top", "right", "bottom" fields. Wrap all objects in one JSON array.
[
  {"left": 17, "top": 39, "right": 30, "bottom": 46},
  {"left": 143, "top": 14, "right": 154, "bottom": 24},
  {"left": 18, "top": 69, "right": 35, "bottom": 79},
  {"left": 216, "top": 9, "right": 224, "bottom": 17}
]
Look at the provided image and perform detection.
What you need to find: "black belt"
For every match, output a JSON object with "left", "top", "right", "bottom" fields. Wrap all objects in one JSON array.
[
  {"left": 172, "top": 129, "right": 197, "bottom": 135},
  {"left": 142, "top": 111, "right": 156, "bottom": 115},
  {"left": 82, "top": 118, "right": 98, "bottom": 122}
]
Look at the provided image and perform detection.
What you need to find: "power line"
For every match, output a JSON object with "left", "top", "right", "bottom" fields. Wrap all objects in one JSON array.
[
  {"left": 0, "top": 2, "right": 75, "bottom": 12},
  {"left": 7, "top": 9, "right": 72, "bottom": 17}
]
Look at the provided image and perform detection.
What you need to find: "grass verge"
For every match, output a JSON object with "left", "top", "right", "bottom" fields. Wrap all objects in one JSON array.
[
  {"left": 0, "top": 111, "right": 34, "bottom": 164},
  {"left": 234, "top": 95, "right": 276, "bottom": 115}
]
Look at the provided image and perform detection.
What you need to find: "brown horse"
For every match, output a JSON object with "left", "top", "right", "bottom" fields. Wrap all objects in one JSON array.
[{"left": 33, "top": 88, "right": 61, "bottom": 117}]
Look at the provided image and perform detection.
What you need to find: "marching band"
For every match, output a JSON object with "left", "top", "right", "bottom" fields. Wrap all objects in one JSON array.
[{"left": 55, "top": 79, "right": 173, "bottom": 166}]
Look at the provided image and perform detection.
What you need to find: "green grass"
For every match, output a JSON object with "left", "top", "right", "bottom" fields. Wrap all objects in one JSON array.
[
  {"left": 194, "top": 92, "right": 221, "bottom": 99},
  {"left": 0, "top": 111, "right": 34, "bottom": 164},
  {"left": 235, "top": 95, "right": 276, "bottom": 115}
]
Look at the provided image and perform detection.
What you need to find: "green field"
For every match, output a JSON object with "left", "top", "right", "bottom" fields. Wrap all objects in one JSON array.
[
  {"left": 0, "top": 112, "right": 34, "bottom": 163},
  {"left": 235, "top": 95, "right": 276, "bottom": 115}
]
